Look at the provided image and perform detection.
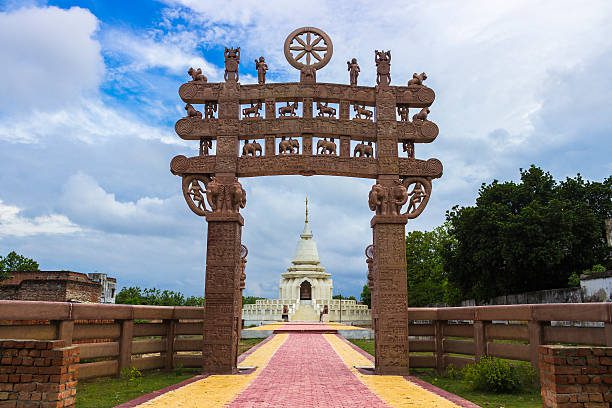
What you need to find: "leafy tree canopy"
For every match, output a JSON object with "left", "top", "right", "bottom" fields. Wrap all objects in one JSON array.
[
  {"left": 360, "top": 284, "right": 371, "bottom": 308},
  {"left": 406, "top": 224, "right": 459, "bottom": 306},
  {"left": 115, "top": 286, "right": 204, "bottom": 306},
  {"left": 443, "top": 166, "right": 611, "bottom": 302},
  {"left": 0, "top": 251, "right": 39, "bottom": 280}
]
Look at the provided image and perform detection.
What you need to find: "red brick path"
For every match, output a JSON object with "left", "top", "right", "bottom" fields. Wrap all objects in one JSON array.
[{"left": 228, "top": 333, "right": 388, "bottom": 408}]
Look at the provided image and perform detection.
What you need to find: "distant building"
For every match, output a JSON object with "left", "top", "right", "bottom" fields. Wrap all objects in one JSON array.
[
  {"left": 0, "top": 271, "right": 116, "bottom": 303},
  {"left": 87, "top": 273, "right": 117, "bottom": 303}
]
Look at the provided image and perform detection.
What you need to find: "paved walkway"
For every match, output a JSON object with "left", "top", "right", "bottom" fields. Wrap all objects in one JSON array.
[{"left": 125, "top": 327, "right": 479, "bottom": 407}]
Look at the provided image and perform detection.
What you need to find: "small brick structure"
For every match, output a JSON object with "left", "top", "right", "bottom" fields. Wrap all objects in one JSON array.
[
  {"left": 0, "top": 271, "right": 107, "bottom": 303},
  {"left": 0, "top": 339, "right": 79, "bottom": 408},
  {"left": 539, "top": 345, "right": 612, "bottom": 407}
]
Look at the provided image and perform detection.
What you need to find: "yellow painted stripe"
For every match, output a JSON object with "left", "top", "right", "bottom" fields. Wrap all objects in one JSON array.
[
  {"left": 324, "top": 334, "right": 461, "bottom": 408},
  {"left": 136, "top": 334, "right": 288, "bottom": 408}
]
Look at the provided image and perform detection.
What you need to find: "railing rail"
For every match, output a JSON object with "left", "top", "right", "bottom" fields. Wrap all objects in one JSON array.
[
  {"left": 1, "top": 301, "right": 610, "bottom": 378},
  {"left": 0, "top": 301, "right": 204, "bottom": 379}
]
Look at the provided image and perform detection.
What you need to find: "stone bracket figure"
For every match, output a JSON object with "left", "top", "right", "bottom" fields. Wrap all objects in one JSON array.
[
  {"left": 347, "top": 58, "right": 360, "bottom": 86},
  {"left": 181, "top": 176, "right": 246, "bottom": 216},
  {"left": 224, "top": 47, "right": 241, "bottom": 82},
  {"left": 200, "top": 138, "right": 213, "bottom": 156},
  {"left": 375, "top": 50, "right": 391, "bottom": 86},
  {"left": 205, "top": 103, "right": 217, "bottom": 119},
  {"left": 255, "top": 56, "right": 268, "bottom": 85},
  {"left": 397, "top": 106, "right": 409, "bottom": 122},
  {"left": 402, "top": 141, "right": 415, "bottom": 159},
  {"left": 368, "top": 180, "right": 408, "bottom": 216},
  {"left": 402, "top": 177, "right": 432, "bottom": 219}
]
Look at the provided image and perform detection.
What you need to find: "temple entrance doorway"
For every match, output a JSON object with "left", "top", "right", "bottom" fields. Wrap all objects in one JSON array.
[{"left": 300, "top": 280, "right": 312, "bottom": 300}]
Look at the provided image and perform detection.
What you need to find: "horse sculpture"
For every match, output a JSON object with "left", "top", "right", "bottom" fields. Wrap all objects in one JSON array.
[
  {"left": 278, "top": 101, "right": 298, "bottom": 117},
  {"left": 279, "top": 137, "right": 299, "bottom": 154},
  {"left": 316, "top": 101, "right": 336, "bottom": 117},
  {"left": 242, "top": 140, "right": 262, "bottom": 157},
  {"left": 317, "top": 138, "right": 337, "bottom": 155},
  {"left": 354, "top": 104, "right": 373, "bottom": 120},
  {"left": 354, "top": 142, "right": 374, "bottom": 158},
  {"left": 242, "top": 102, "right": 262, "bottom": 118}
]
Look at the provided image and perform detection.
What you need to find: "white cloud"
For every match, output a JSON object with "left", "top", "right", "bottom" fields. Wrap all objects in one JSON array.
[
  {"left": 59, "top": 173, "right": 188, "bottom": 236},
  {"left": 0, "top": 6, "right": 103, "bottom": 114},
  {"left": 0, "top": 99, "right": 178, "bottom": 145},
  {"left": 0, "top": 199, "right": 81, "bottom": 237}
]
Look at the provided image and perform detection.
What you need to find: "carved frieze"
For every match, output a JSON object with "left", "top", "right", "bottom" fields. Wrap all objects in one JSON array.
[
  {"left": 394, "top": 85, "right": 436, "bottom": 107},
  {"left": 179, "top": 82, "right": 222, "bottom": 102}
]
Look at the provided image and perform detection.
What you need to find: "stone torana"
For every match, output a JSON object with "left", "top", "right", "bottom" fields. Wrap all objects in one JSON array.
[
  {"left": 171, "top": 26, "right": 443, "bottom": 375},
  {"left": 242, "top": 198, "right": 370, "bottom": 325}
]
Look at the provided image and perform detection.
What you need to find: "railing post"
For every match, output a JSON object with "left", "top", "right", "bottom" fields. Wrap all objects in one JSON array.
[
  {"left": 473, "top": 320, "right": 488, "bottom": 362},
  {"left": 118, "top": 319, "right": 134, "bottom": 376},
  {"left": 434, "top": 320, "right": 445, "bottom": 374},
  {"left": 528, "top": 320, "right": 543, "bottom": 369},
  {"left": 164, "top": 319, "right": 176, "bottom": 370},
  {"left": 56, "top": 320, "right": 74, "bottom": 346}
]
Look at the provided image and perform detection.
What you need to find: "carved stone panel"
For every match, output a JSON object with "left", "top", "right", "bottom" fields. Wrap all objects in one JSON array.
[{"left": 371, "top": 218, "right": 409, "bottom": 375}]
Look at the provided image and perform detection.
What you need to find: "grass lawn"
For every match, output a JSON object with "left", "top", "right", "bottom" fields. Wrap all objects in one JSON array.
[
  {"left": 76, "top": 338, "right": 264, "bottom": 408},
  {"left": 349, "top": 340, "right": 542, "bottom": 408}
]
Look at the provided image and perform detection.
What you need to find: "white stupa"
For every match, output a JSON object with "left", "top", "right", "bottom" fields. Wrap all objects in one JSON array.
[
  {"left": 241, "top": 197, "right": 371, "bottom": 325},
  {"left": 278, "top": 197, "right": 333, "bottom": 308}
]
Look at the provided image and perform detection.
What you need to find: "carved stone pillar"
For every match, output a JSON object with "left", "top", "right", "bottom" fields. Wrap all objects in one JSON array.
[
  {"left": 302, "top": 134, "right": 312, "bottom": 156},
  {"left": 340, "top": 136, "right": 350, "bottom": 157},
  {"left": 203, "top": 211, "right": 243, "bottom": 374},
  {"left": 369, "top": 179, "right": 409, "bottom": 375}
]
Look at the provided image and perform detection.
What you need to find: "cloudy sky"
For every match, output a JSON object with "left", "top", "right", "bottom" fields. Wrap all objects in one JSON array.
[{"left": 0, "top": 1, "right": 611, "bottom": 299}]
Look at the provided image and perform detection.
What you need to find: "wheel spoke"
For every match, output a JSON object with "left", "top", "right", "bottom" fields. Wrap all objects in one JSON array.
[
  {"left": 306, "top": 52, "right": 311, "bottom": 65},
  {"left": 290, "top": 46, "right": 305, "bottom": 51},
  {"left": 295, "top": 50, "right": 307, "bottom": 61},
  {"left": 295, "top": 36, "right": 307, "bottom": 47},
  {"left": 307, "top": 32, "right": 311, "bottom": 45},
  {"left": 311, "top": 36, "right": 322, "bottom": 47},
  {"left": 311, "top": 51, "right": 322, "bottom": 61},
  {"left": 312, "top": 46, "right": 327, "bottom": 51}
]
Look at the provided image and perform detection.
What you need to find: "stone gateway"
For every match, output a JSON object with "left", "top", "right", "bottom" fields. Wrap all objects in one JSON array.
[{"left": 171, "top": 27, "right": 442, "bottom": 375}]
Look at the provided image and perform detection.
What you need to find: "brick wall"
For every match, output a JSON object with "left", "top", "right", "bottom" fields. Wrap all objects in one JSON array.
[
  {"left": 539, "top": 345, "right": 612, "bottom": 408},
  {"left": 0, "top": 339, "right": 79, "bottom": 408},
  {"left": 0, "top": 271, "right": 101, "bottom": 303}
]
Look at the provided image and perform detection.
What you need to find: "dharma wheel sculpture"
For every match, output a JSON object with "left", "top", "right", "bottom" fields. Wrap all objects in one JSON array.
[{"left": 170, "top": 27, "right": 443, "bottom": 375}]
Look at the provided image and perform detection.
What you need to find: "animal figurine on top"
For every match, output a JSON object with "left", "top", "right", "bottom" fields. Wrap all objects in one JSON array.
[
  {"left": 188, "top": 67, "right": 207, "bottom": 82},
  {"left": 407, "top": 72, "right": 427, "bottom": 86},
  {"left": 185, "top": 103, "right": 202, "bottom": 118},
  {"left": 412, "top": 107, "right": 430, "bottom": 122}
]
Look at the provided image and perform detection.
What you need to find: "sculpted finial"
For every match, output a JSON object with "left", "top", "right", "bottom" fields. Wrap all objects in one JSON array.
[
  {"left": 305, "top": 195, "right": 309, "bottom": 223},
  {"left": 375, "top": 50, "right": 391, "bottom": 86},
  {"left": 254, "top": 56, "right": 268, "bottom": 85},
  {"left": 347, "top": 58, "right": 360, "bottom": 86}
]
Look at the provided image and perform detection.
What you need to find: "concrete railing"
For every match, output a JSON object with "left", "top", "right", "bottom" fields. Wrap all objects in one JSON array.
[
  {"left": 407, "top": 303, "right": 612, "bottom": 371},
  {"left": 0, "top": 301, "right": 204, "bottom": 380},
  {"left": 1, "top": 301, "right": 611, "bottom": 378}
]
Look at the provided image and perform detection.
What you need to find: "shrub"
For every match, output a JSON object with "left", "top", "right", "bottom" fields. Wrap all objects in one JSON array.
[
  {"left": 120, "top": 366, "right": 143, "bottom": 386},
  {"left": 463, "top": 357, "right": 522, "bottom": 393},
  {"left": 444, "top": 364, "right": 462, "bottom": 380}
]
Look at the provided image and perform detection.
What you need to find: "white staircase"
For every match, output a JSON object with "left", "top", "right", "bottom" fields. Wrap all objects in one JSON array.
[{"left": 291, "top": 304, "right": 319, "bottom": 321}]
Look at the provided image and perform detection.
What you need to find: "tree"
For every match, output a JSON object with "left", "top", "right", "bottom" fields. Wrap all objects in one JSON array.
[
  {"left": 115, "top": 286, "right": 204, "bottom": 306},
  {"left": 243, "top": 296, "right": 265, "bottom": 305},
  {"left": 406, "top": 224, "right": 457, "bottom": 306},
  {"left": 0, "top": 251, "right": 39, "bottom": 280},
  {"left": 360, "top": 284, "right": 371, "bottom": 308},
  {"left": 444, "top": 166, "right": 611, "bottom": 302}
]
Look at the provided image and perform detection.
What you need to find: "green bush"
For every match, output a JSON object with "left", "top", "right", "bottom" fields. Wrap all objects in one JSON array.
[
  {"left": 120, "top": 366, "right": 143, "bottom": 386},
  {"left": 463, "top": 357, "right": 522, "bottom": 393}
]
